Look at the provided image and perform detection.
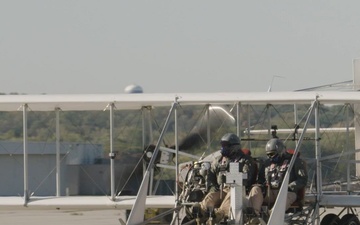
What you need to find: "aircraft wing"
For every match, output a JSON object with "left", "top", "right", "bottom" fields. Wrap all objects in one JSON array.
[
  {"left": 0, "top": 195, "right": 175, "bottom": 210},
  {"left": 0, "top": 91, "right": 360, "bottom": 111}
]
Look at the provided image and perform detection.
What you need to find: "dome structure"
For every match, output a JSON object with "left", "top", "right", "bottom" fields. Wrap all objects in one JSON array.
[{"left": 124, "top": 84, "right": 143, "bottom": 94}]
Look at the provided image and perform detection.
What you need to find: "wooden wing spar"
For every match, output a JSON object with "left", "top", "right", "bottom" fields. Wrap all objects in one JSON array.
[{"left": 0, "top": 91, "right": 359, "bottom": 111}]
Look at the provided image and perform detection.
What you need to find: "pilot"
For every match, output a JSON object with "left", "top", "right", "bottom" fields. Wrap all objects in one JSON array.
[
  {"left": 247, "top": 138, "right": 308, "bottom": 220},
  {"left": 195, "top": 133, "right": 257, "bottom": 224}
]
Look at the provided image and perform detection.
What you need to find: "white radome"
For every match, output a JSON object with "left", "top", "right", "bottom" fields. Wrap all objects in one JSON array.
[{"left": 124, "top": 84, "right": 143, "bottom": 93}]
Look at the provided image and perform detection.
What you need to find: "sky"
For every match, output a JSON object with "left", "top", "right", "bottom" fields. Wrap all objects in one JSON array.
[{"left": 1, "top": 1, "right": 360, "bottom": 94}]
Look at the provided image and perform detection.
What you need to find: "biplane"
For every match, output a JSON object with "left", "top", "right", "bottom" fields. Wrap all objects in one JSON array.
[{"left": 0, "top": 88, "right": 360, "bottom": 225}]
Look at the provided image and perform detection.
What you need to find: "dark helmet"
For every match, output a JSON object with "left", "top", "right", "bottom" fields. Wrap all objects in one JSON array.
[
  {"left": 265, "top": 138, "right": 286, "bottom": 158},
  {"left": 220, "top": 133, "right": 241, "bottom": 157},
  {"left": 221, "top": 133, "right": 240, "bottom": 145}
]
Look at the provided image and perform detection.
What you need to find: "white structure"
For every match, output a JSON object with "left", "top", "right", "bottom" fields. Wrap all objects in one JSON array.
[{"left": 124, "top": 84, "right": 143, "bottom": 94}]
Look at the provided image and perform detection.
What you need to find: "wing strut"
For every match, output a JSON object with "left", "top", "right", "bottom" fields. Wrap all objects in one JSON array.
[
  {"left": 267, "top": 99, "right": 317, "bottom": 225},
  {"left": 126, "top": 100, "right": 178, "bottom": 225},
  {"left": 22, "top": 104, "right": 30, "bottom": 205}
]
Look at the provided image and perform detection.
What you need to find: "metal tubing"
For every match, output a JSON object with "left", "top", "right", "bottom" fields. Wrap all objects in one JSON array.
[
  {"left": 56, "top": 108, "right": 60, "bottom": 197},
  {"left": 23, "top": 104, "right": 29, "bottom": 204},
  {"left": 110, "top": 103, "right": 115, "bottom": 200}
]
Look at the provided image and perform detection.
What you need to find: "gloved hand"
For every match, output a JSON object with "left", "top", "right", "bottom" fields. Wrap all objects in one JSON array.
[
  {"left": 288, "top": 183, "right": 296, "bottom": 192},
  {"left": 208, "top": 186, "right": 217, "bottom": 193},
  {"left": 217, "top": 172, "right": 226, "bottom": 185}
]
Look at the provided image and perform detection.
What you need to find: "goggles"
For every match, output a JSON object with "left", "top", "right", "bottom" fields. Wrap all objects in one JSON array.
[
  {"left": 221, "top": 141, "right": 231, "bottom": 148},
  {"left": 266, "top": 151, "right": 277, "bottom": 158},
  {"left": 220, "top": 141, "right": 232, "bottom": 157}
]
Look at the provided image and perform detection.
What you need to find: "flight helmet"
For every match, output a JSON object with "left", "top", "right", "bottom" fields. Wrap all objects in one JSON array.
[
  {"left": 265, "top": 138, "right": 285, "bottom": 158},
  {"left": 220, "top": 133, "right": 241, "bottom": 157}
]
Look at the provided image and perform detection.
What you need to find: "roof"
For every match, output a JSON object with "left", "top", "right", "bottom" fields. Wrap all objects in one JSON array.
[{"left": 0, "top": 141, "right": 101, "bottom": 155}]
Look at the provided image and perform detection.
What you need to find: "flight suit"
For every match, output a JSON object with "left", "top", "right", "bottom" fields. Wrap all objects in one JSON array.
[
  {"left": 248, "top": 152, "right": 308, "bottom": 216},
  {"left": 198, "top": 148, "right": 257, "bottom": 223}
]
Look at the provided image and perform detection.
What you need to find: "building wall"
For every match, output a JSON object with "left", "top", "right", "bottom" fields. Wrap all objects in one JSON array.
[
  {"left": 0, "top": 154, "right": 67, "bottom": 196},
  {"left": 0, "top": 141, "right": 103, "bottom": 196},
  {"left": 66, "top": 160, "right": 143, "bottom": 196}
]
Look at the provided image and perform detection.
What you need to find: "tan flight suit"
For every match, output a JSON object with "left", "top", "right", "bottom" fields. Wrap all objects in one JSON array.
[
  {"left": 199, "top": 149, "right": 256, "bottom": 223},
  {"left": 248, "top": 153, "right": 307, "bottom": 216},
  {"left": 248, "top": 186, "right": 296, "bottom": 215}
]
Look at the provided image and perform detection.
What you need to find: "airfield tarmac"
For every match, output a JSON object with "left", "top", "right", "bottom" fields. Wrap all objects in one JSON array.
[
  {"left": 0, "top": 209, "right": 126, "bottom": 225},
  {"left": 0, "top": 207, "right": 358, "bottom": 225}
]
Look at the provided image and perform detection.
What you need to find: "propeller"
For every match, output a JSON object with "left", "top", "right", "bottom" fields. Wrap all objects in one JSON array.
[
  {"left": 177, "top": 106, "right": 236, "bottom": 151},
  {"left": 143, "top": 106, "right": 236, "bottom": 163}
]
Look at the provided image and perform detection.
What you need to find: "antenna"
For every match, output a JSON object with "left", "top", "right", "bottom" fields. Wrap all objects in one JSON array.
[{"left": 268, "top": 75, "right": 285, "bottom": 92}]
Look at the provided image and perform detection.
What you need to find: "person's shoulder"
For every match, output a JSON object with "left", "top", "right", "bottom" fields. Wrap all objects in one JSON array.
[
  {"left": 295, "top": 156, "right": 307, "bottom": 165},
  {"left": 212, "top": 154, "right": 223, "bottom": 163},
  {"left": 243, "top": 153, "right": 256, "bottom": 163},
  {"left": 263, "top": 159, "right": 272, "bottom": 167}
]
